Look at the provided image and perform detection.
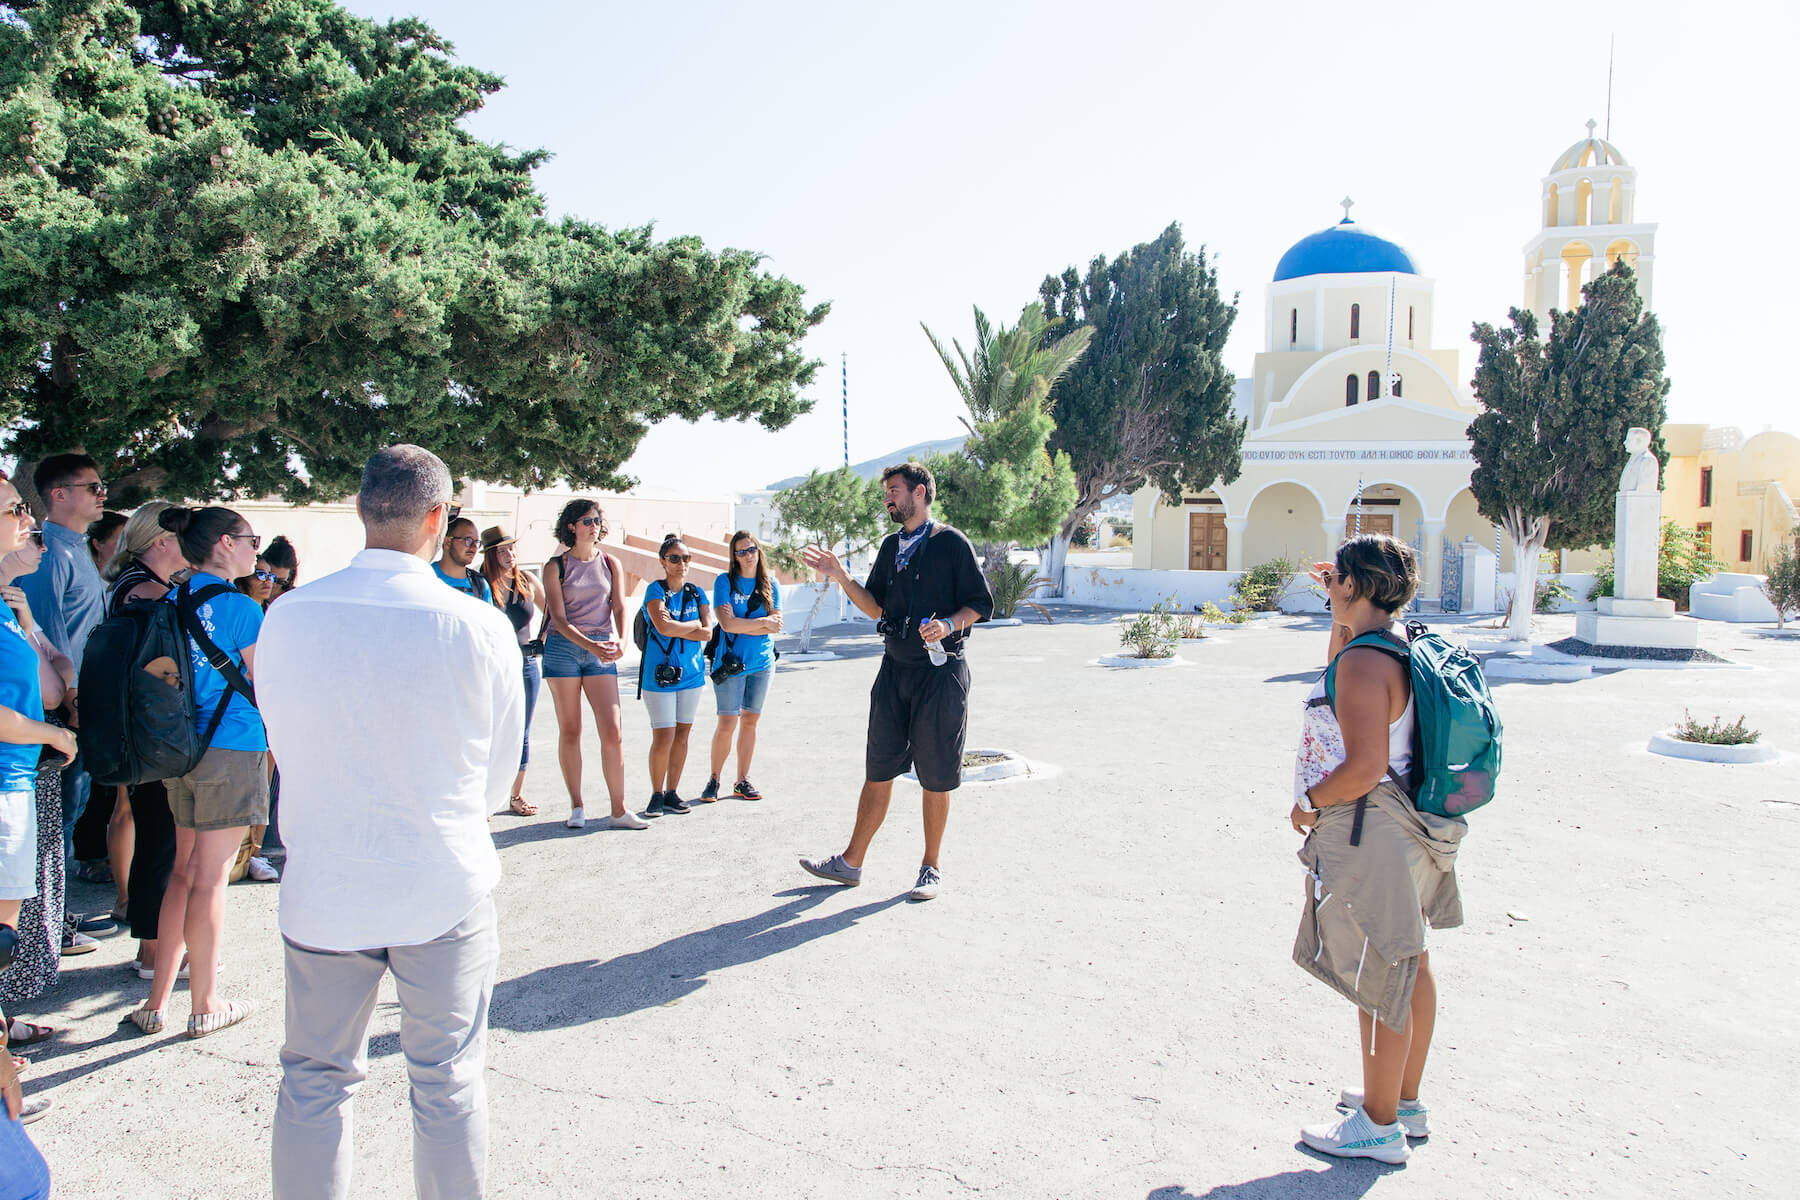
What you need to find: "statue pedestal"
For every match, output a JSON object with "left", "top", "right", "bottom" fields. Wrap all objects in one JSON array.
[{"left": 1576, "top": 596, "right": 1700, "bottom": 650}]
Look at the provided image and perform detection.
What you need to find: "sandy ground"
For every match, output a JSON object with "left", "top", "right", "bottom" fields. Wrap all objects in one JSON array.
[{"left": 14, "top": 608, "right": 1798, "bottom": 1199}]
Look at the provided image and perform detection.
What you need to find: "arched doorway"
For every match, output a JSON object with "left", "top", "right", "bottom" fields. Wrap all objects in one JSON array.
[{"left": 1244, "top": 482, "right": 1326, "bottom": 567}]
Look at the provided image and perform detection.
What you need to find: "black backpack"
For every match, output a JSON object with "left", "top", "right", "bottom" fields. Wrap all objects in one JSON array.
[
  {"left": 77, "top": 581, "right": 257, "bottom": 788},
  {"left": 633, "top": 582, "right": 702, "bottom": 698},
  {"left": 704, "top": 584, "right": 777, "bottom": 667}
]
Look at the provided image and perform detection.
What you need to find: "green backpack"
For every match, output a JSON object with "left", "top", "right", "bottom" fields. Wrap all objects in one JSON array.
[{"left": 1325, "top": 620, "right": 1502, "bottom": 818}]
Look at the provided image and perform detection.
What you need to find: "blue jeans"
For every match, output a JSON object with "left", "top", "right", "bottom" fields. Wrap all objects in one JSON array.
[
  {"left": 60, "top": 757, "right": 89, "bottom": 872},
  {"left": 519, "top": 656, "right": 542, "bottom": 768},
  {"left": 0, "top": 1113, "right": 51, "bottom": 1200}
]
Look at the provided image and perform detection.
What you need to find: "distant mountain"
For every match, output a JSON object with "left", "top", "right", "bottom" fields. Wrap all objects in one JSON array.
[{"left": 765, "top": 435, "right": 968, "bottom": 491}]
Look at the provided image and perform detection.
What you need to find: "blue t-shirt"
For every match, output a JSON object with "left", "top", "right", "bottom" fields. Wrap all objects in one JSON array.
[
  {"left": 713, "top": 575, "right": 780, "bottom": 676},
  {"left": 433, "top": 562, "right": 491, "bottom": 603},
  {"left": 175, "top": 573, "right": 266, "bottom": 753},
  {"left": 0, "top": 612, "right": 45, "bottom": 792},
  {"left": 641, "top": 580, "right": 706, "bottom": 693},
  {"left": 19, "top": 519, "right": 105, "bottom": 672}
]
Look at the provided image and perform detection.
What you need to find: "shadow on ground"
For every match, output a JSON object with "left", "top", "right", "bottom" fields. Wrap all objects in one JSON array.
[
  {"left": 1148, "top": 1155, "right": 1397, "bottom": 1198},
  {"left": 490, "top": 888, "right": 906, "bottom": 1030}
]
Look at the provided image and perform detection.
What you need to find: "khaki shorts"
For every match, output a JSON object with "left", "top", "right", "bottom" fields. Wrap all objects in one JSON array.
[{"left": 167, "top": 748, "right": 269, "bottom": 833}]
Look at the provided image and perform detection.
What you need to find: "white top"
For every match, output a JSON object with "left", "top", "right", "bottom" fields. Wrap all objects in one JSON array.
[
  {"left": 257, "top": 549, "right": 525, "bottom": 951},
  {"left": 1294, "top": 675, "right": 1414, "bottom": 800}
]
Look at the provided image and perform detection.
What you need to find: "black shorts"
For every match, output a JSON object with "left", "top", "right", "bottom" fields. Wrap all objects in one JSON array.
[{"left": 865, "top": 655, "right": 970, "bottom": 793}]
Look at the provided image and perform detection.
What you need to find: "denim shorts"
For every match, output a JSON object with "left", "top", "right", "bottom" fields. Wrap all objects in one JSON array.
[
  {"left": 642, "top": 686, "right": 702, "bottom": 729},
  {"left": 542, "top": 630, "right": 618, "bottom": 679},
  {"left": 713, "top": 667, "right": 772, "bottom": 717}
]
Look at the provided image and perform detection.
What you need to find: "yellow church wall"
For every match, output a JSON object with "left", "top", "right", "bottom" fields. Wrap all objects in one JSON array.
[{"left": 1661, "top": 426, "right": 1800, "bottom": 571}]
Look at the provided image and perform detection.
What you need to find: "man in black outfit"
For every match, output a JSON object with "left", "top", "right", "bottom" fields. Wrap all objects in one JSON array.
[{"left": 799, "top": 462, "right": 993, "bottom": 901}]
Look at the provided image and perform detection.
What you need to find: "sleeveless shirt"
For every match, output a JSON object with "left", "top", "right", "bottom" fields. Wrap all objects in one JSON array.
[{"left": 557, "top": 552, "right": 615, "bottom": 640}]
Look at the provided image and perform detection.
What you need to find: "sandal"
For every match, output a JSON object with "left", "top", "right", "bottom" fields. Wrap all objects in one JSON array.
[
  {"left": 128, "top": 1007, "right": 166, "bottom": 1035},
  {"left": 188, "top": 998, "right": 255, "bottom": 1039},
  {"left": 5, "top": 1019, "right": 55, "bottom": 1047},
  {"left": 508, "top": 794, "right": 538, "bottom": 817}
]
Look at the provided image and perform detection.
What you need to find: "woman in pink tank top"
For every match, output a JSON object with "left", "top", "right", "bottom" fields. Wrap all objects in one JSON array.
[{"left": 540, "top": 500, "right": 642, "bottom": 829}]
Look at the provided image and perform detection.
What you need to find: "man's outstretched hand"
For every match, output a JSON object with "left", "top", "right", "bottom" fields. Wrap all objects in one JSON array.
[{"left": 801, "top": 545, "right": 847, "bottom": 586}]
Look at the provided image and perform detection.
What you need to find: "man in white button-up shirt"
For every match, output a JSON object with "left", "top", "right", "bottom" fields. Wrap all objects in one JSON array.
[{"left": 259, "top": 445, "right": 524, "bottom": 1200}]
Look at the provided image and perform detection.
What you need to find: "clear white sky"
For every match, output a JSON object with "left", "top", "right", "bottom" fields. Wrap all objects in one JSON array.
[{"left": 347, "top": 0, "right": 1798, "bottom": 497}]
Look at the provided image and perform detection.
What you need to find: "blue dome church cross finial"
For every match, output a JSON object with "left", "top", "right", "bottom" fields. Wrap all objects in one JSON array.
[{"left": 1340, "top": 196, "right": 1355, "bottom": 223}]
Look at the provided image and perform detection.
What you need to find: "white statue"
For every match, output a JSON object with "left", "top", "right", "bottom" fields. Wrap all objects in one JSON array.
[{"left": 1619, "top": 427, "right": 1659, "bottom": 494}]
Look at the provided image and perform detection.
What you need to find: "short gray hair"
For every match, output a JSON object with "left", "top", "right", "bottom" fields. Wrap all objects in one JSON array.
[{"left": 359, "top": 445, "right": 451, "bottom": 538}]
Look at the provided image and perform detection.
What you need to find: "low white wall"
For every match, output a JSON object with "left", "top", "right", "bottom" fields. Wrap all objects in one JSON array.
[
  {"left": 1495, "top": 571, "right": 1599, "bottom": 614},
  {"left": 1691, "top": 573, "right": 1780, "bottom": 623},
  {"left": 1060, "top": 567, "right": 1326, "bottom": 613}
]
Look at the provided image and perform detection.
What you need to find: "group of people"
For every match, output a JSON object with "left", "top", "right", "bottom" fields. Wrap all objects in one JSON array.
[{"left": 1, "top": 441, "right": 1465, "bottom": 1194}]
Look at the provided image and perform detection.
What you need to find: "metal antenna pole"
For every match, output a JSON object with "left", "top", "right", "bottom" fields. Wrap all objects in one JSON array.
[
  {"left": 1384, "top": 275, "right": 1397, "bottom": 398},
  {"left": 841, "top": 353, "right": 849, "bottom": 468},
  {"left": 1354, "top": 477, "right": 1364, "bottom": 537},
  {"left": 1606, "top": 34, "right": 1615, "bottom": 140}
]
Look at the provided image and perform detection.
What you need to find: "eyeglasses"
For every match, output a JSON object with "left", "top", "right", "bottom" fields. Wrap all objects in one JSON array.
[
  {"left": 55, "top": 481, "right": 106, "bottom": 496},
  {"left": 1319, "top": 568, "right": 1338, "bottom": 586},
  {"left": 734, "top": 547, "right": 759, "bottom": 558},
  {"left": 227, "top": 531, "right": 262, "bottom": 550},
  {"left": 1, "top": 501, "right": 29, "bottom": 519},
  {"left": 663, "top": 554, "right": 691, "bottom": 564},
  {"left": 450, "top": 535, "right": 479, "bottom": 550},
  {"left": 577, "top": 516, "right": 603, "bottom": 528}
]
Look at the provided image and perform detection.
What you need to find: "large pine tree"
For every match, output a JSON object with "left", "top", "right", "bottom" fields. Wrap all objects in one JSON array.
[{"left": 0, "top": 0, "right": 827, "bottom": 502}]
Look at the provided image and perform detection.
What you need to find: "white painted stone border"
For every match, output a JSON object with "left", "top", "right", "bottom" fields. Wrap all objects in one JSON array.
[
  {"left": 984, "top": 618, "right": 1024, "bottom": 628},
  {"left": 902, "top": 749, "right": 1055, "bottom": 787},
  {"left": 1647, "top": 731, "right": 1781, "bottom": 764},
  {"left": 782, "top": 651, "right": 840, "bottom": 662},
  {"left": 1095, "top": 653, "right": 1184, "bottom": 669}
]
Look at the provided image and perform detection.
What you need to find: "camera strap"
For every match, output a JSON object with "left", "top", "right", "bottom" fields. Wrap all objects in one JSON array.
[{"left": 647, "top": 582, "right": 701, "bottom": 665}]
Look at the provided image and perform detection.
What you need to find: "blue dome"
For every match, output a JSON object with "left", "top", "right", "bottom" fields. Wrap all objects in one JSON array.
[{"left": 1273, "top": 219, "right": 1419, "bottom": 281}]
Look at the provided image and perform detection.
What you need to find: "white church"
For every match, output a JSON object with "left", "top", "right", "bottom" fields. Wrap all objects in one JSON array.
[{"left": 1118, "top": 123, "right": 1658, "bottom": 610}]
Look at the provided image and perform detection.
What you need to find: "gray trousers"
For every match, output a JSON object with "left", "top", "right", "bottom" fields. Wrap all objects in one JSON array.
[{"left": 272, "top": 897, "right": 498, "bottom": 1200}]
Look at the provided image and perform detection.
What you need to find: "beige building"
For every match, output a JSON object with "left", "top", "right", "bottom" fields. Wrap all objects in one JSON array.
[{"left": 1662, "top": 425, "right": 1800, "bottom": 572}]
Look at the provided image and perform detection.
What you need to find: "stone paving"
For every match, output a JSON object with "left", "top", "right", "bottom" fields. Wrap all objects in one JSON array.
[{"left": 18, "top": 608, "right": 1799, "bottom": 1198}]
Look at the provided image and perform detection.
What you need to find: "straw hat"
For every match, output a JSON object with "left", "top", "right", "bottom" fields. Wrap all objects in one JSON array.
[{"left": 479, "top": 525, "right": 517, "bottom": 552}]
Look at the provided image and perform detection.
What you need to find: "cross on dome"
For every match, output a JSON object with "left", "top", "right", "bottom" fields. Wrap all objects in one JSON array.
[
  {"left": 1340, "top": 196, "right": 1355, "bottom": 223},
  {"left": 1586, "top": 118, "right": 1597, "bottom": 137}
]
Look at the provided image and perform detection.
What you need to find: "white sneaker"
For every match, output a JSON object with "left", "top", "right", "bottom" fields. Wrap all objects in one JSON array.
[
  {"left": 908, "top": 864, "right": 941, "bottom": 901},
  {"left": 1338, "top": 1087, "right": 1429, "bottom": 1138},
  {"left": 246, "top": 856, "right": 280, "bottom": 882},
  {"left": 1300, "top": 1106, "right": 1410, "bottom": 1164},
  {"left": 565, "top": 807, "right": 586, "bottom": 829},
  {"left": 603, "top": 810, "right": 649, "bottom": 830}
]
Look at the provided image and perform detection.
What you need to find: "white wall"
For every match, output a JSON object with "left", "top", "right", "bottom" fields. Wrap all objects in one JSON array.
[{"left": 1060, "top": 567, "right": 1327, "bottom": 613}]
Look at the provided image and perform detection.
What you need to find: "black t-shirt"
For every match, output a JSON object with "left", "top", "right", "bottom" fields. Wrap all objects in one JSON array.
[{"left": 864, "top": 523, "right": 995, "bottom": 665}]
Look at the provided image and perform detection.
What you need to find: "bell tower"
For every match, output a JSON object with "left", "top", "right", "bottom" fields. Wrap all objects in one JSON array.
[{"left": 1521, "top": 120, "right": 1657, "bottom": 331}]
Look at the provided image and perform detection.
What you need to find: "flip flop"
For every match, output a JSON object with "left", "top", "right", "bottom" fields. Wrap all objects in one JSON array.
[
  {"left": 508, "top": 795, "right": 538, "bottom": 817},
  {"left": 5, "top": 1019, "right": 55, "bottom": 1047},
  {"left": 188, "top": 998, "right": 255, "bottom": 1038}
]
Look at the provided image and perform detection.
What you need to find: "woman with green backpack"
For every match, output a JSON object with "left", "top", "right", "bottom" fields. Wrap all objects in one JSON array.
[{"left": 1288, "top": 534, "right": 1469, "bottom": 1166}]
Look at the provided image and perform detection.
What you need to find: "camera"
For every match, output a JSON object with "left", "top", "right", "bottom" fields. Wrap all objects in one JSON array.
[
  {"left": 654, "top": 663, "right": 683, "bottom": 687},
  {"left": 710, "top": 652, "right": 745, "bottom": 685},
  {"left": 875, "top": 616, "right": 907, "bottom": 640},
  {"left": 521, "top": 638, "right": 544, "bottom": 659}
]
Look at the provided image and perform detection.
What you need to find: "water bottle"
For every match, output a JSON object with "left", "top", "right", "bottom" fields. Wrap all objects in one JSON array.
[{"left": 921, "top": 615, "right": 947, "bottom": 666}]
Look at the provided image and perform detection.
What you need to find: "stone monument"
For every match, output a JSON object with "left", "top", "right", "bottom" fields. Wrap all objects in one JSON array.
[{"left": 1575, "top": 427, "right": 1700, "bottom": 651}]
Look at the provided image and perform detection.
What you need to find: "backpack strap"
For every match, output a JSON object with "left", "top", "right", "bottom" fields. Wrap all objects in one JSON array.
[
  {"left": 177, "top": 582, "right": 257, "bottom": 753},
  {"left": 1323, "top": 627, "right": 1413, "bottom": 846},
  {"left": 535, "top": 555, "right": 564, "bottom": 644}
]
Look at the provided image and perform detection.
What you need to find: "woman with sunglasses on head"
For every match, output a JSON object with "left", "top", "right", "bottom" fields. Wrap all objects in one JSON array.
[
  {"left": 127, "top": 506, "right": 266, "bottom": 1039},
  {"left": 641, "top": 535, "right": 711, "bottom": 817},
  {"left": 103, "top": 504, "right": 192, "bottom": 978},
  {"left": 541, "top": 501, "right": 640, "bottom": 829},
  {"left": 700, "top": 532, "right": 782, "bottom": 804},
  {"left": 0, "top": 477, "right": 78, "bottom": 1127},
  {"left": 479, "top": 526, "right": 545, "bottom": 817}
]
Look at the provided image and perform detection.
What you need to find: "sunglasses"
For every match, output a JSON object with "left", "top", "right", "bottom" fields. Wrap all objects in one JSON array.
[
  {"left": 577, "top": 515, "right": 603, "bottom": 528},
  {"left": 2, "top": 501, "right": 29, "bottom": 519},
  {"left": 450, "top": 535, "right": 479, "bottom": 550},
  {"left": 663, "top": 554, "right": 691, "bottom": 564},
  {"left": 734, "top": 547, "right": 759, "bottom": 558},
  {"left": 56, "top": 481, "right": 106, "bottom": 496},
  {"left": 227, "top": 531, "right": 262, "bottom": 550},
  {"left": 251, "top": 570, "right": 275, "bottom": 583},
  {"left": 271, "top": 575, "right": 293, "bottom": 589}
]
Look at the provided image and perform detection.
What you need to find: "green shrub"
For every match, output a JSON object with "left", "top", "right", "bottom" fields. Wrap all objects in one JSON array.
[
  {"left": 1232, "top": 557, "right": 1298, "bottom": 613},
  {"left": 986, "top": 561, "right": 1055, "bottom": 622},
  {"left": 1763, "top": 531, "right": 1800, "bottom": 629},
  {"left": 1117, "top": 598, "right": 1180, "bottom": 658},
  {"left": 1671, "top": 710, "right": 1761, "bottom": 745},
  {"left": 1199, "top": 600, "right": 1253, "bottom": 625},
  {"left": 1534, "top": 576, "right": 1574, "bottom": 613},
  {"left": 1587, "top": 521, "right": 1727, "bottom": 610},
  {"left": 1111, "top": 518, "right": 1133, "bottom": 540}
]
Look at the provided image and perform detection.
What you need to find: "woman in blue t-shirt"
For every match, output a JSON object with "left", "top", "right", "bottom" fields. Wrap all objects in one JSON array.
[
  {"left": 640, "top": 535, "right": 711, "bottom": 816},
  {"left": 129, "top": 506, "right": 265, "bottom": 1040},
  {"left": 700, "top": 531, "right": 782, "bottom": 803}
]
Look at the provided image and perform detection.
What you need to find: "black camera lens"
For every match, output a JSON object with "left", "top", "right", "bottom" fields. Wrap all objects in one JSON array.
[{"left": 654, "top": 663, "right": 683, "bottom": 687}]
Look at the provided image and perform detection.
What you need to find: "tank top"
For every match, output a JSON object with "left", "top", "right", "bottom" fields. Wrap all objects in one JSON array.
[
  {"left": 557, "top": 552, "right": 614, "bottom": 640},
  {"left": 1294, "top": 664, "right": 1414, "bottom": 801},
  {"left": 502, "top": 576, "right": 537, "bottom": 645}
]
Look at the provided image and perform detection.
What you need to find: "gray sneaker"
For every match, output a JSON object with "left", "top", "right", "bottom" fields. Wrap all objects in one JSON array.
[
  {"left": 799, "top": 854, "right": 862, "bottom": 886},
  {"left": 909, "top": 864, "right": 941, "bottom": 901}
]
